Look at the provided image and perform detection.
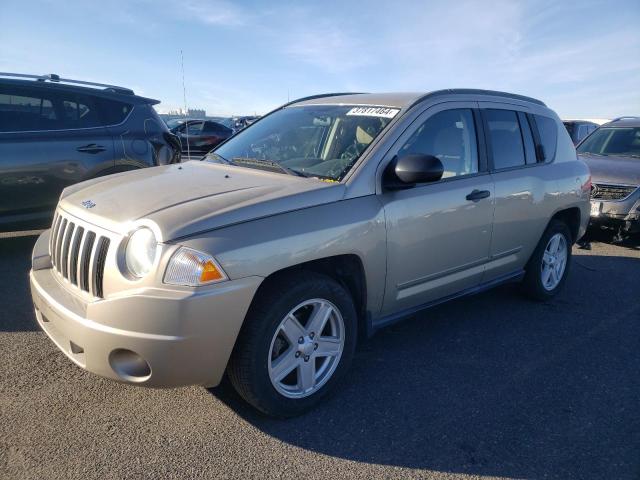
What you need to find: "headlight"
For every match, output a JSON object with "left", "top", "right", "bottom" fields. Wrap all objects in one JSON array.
[
  {"left": 164, "top": 247, "right": 227, "bottom": 286},
  {"left": 125, "top": 227, "right": 158, "bottom": 278}
]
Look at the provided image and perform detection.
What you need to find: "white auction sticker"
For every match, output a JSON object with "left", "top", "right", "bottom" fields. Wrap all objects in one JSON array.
[{"left": 346, "top": 106, "right": 400, "bottom": 118}]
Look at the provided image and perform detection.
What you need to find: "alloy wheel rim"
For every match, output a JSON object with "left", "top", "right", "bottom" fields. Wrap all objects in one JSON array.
[
  {"left": 541, "top": 233, "right": 567, "bottom": 291},
  {"left": 268, "top": 298, "right": 345, "bottom": 399}
]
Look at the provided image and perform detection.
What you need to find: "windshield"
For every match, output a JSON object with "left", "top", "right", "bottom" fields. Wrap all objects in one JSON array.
[
  {"left": 577, "top": 127, "right": 640, "bottom": 157},
  {"left": 209, "top": 105, "right": 399, "bottom": 180}
]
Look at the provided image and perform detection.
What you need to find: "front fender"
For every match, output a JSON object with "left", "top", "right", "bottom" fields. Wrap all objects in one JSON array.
[{"left": 174, "top": 195, "right": 388, "bottom": 317}]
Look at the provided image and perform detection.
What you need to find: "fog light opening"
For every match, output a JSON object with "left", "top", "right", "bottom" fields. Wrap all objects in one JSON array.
[{"left": 108, "top": 349, "right": 151, "bottom": 382}]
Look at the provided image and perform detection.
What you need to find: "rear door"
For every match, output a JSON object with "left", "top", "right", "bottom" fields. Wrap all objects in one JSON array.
[
  {"left": 480, "top": 104, "right": 552, "bottom": 280},
  {"left": 0, "top": 84, "right": 114, "bottom": 225}
]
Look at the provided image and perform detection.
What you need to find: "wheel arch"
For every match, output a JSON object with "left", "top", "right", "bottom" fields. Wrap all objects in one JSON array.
[
  {"left": 250, "top": 254, "right": 369, "bottom": 339},
  {"left": 549, "top": 206, "right": 581, "bottom": 243}
]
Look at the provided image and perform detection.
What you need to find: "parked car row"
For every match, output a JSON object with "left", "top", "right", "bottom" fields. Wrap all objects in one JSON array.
[{"left": 0, "top": 72, "right": 181, "bottom": 231}]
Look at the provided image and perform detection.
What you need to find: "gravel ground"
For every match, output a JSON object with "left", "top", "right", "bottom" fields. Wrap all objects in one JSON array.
[{"left": 1, "top": 231, "right": 638, "bottom": 480}]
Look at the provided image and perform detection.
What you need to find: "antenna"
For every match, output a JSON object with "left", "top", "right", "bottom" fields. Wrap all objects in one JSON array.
[{"left": 180, "top": 50, "right": 191, "bottom": 159}]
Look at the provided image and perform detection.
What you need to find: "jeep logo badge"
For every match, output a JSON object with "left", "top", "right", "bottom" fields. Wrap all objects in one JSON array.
[{"left": 81, "top": 200, "right": 96, "bottom": 209}]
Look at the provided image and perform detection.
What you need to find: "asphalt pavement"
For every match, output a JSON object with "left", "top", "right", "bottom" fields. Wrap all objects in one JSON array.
[{"left": 1, "top": 231, "right": 639, "bottom": 479}]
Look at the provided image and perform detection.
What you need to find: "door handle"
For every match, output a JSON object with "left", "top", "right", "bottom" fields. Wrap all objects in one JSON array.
[
  {"left": 76, "top": 144, "right": 106, "bottom": 154},
  {"left": 466, "top": 189, "right": 491, "bottom": 202}
]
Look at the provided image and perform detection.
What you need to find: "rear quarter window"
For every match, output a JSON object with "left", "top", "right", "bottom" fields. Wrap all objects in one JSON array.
[
  {"left": 94, "top": 97, "right": 132, "bottom": 125},
  {"left": 534, "top": 115, "right": 558, "bottom": 162}
]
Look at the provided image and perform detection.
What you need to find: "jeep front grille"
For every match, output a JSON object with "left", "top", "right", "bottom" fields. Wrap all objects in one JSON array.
[
  {"left": 591, "top": 183, "right": 638, "bottom": 201},
  {"left": 49, "top": 211, "right": 111, "bottom": 298}
]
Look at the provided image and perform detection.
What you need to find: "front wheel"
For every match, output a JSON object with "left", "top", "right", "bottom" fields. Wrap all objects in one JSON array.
[
  {"left": 227, "top": 271, "right": 357, "bottom": 417},
  {"left": 521, "top": 219, "right": 572, "bottom": 300}
]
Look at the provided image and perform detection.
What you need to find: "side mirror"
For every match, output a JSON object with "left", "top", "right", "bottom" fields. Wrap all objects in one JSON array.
[{"left": 384, "top": 154, "right": 444, "bottom": 189}]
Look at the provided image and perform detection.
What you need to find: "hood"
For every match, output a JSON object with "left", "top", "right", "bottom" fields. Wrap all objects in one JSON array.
[
  {"left": 579, "top": 153, "right": 640, "bottom": 186},
  {"left": 59, "top": 161, "right": 345, "bottom": 240}
]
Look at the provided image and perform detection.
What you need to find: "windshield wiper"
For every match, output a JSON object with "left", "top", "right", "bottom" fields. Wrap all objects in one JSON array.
[{"left": 230, "top": 157, "right": 308, "bottom": 177}]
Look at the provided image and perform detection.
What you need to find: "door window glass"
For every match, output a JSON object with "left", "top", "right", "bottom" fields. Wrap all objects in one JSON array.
[
  {"left": 59, "top": 95, "right": 101, "bottom": 128},
  {"left": 578, "top": 125, "right": 589, "bottom": 140},
  {"left": 0, "top": 87, "right": 56, "bottom": 132},
  {"left": 485, "top": 109, "right": 526, "bottom": 169},
  {"left": 94, "top": 98, "right": 131, "bottom": 125},
  {"left": 185, "top": 122, "right": 204, "bottom": 136},
  {"left": 399, "top": 109, "right": 478, "bottom": 179},
  {"left": 518, "top": 112, "right": 537, "bottom": 164},
  {"left": 202, "top": 122, "right": 224, "bottom": 134},
  {"left": 533, "top": 114, "right": 558, "bottom": 161}
]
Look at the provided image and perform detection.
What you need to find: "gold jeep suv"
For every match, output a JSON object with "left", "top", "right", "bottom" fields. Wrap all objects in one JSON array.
[{"left": 30, "top": 90, "right": 590, "bottom": 417}]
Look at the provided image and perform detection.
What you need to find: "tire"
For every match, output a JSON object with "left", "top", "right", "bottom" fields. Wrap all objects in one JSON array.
[
  {"left": 227, "top": 271, "right": 357, "bottom": 417},
  {"left": 521, "top": 219, "right": 572, "bottom": 301}
]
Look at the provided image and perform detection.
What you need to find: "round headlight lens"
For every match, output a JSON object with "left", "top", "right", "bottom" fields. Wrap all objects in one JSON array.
[{"left": 125, "top": 228, "right": 157, "bottom": 278}]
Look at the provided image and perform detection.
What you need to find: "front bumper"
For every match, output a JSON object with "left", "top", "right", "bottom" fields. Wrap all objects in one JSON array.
[
  {"left": 589, "top": 198, "right": 640, "bottom": 234},
  {"left": 30, "top": 231, "right": 263, "bottom": 388}
]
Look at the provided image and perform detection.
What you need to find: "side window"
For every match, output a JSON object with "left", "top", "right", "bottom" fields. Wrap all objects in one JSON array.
[
  {"left": 533, "top": 114, "right": 558, "bottom": 162},
  {"left": 578, "top": 124, "right": 588, "bottom": 141},
  {"left": 485, "top": 109, "right": 526, "bottom": 169},
  {"left": 186, "top": 122, "right": 203, "bottom": 136},
  {"left": 399, "top": 109, "right": 478, "bottom": 179},
  {"left": 57, "top": 93, "right": 102, "bottom": 129},
  {"left": 0, "top": 86, "right": 57, "bottom": 132},
  {"left": 202, "top": 122, "right": 222, "bottom": 134},
  {"left": 517, "top": 112, "right": 537, "bottom": 165},
  {"left": 93, "top": 97, "right": 131, "bottom": 125}
]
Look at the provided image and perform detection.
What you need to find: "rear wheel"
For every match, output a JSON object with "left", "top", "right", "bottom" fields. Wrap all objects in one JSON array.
[
  {"left": 521, "top": 219, "right": 572, "bottom": 300},
  {"left": 227, "top": 271, "right": 357, "bottom": 417}
]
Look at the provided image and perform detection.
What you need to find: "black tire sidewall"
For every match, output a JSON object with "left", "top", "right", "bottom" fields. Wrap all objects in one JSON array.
[{"left": 230, "top": 272, "right": 357, "bottom": 417}]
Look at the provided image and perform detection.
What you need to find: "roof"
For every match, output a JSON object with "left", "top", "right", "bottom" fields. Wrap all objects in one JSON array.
[
  {"left": 603, "top": 117, "right": 640, "bottom": 128},
  {"left": 0, "top": 72, "right": 159, "bottom": 105},
  {"left": 562, "top": 120, "right": 599, "bottom": 125},
  {"left": 291, "top": 89, "right": 545, "bottom": 109}
]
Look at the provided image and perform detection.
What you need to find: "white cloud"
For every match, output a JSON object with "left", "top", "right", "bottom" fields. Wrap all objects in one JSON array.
[{"left": 179, "top": 0, "right": 247, "bottom": 26}]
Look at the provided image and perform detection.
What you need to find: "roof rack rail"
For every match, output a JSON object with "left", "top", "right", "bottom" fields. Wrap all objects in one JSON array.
[
  {"left": 0, "top": 72, "right": 135, "bottom": 95},
  {"left": 610, "top": 116, "right": 640, "bottom": 122},
  {"left": 409, "top": 89, "right": 546, "bottom": 109},
  {"left": 284, "top": 92, "right": 366, "bottom": 107}
]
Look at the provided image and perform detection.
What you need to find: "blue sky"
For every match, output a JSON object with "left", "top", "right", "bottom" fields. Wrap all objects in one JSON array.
[{"left": 1, "top": 0, "right": 639, "bottom": 118}]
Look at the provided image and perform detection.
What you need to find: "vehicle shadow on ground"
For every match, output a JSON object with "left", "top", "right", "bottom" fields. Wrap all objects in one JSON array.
[
  {"left": 210, "top": 253, "right": 640, "bottom": 479},
  {"left": 580, "top": 229, "right": 640, "bottom": 251},
  {"left": 0, "top": 235, "right": 40, "bottom": 332}
]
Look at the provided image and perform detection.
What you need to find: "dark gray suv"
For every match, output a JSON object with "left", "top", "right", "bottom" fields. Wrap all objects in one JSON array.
[
  {"left": 577, "top": 116, "right": 640, "bottom": 239},
  {"left": 0, "top": 73, "right": 180, "bottom": 231}
]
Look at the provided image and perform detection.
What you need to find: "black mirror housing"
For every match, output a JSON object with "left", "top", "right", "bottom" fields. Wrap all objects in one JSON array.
[{"left": 384, "top": 154, "right": 444, "bottom": 189}]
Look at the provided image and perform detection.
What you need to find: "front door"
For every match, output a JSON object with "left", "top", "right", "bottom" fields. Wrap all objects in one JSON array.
[{"left": 379, "top": 103, "right": 495, "bottom": 316}]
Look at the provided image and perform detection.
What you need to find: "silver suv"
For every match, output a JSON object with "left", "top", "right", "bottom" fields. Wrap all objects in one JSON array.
[
  {"left": 577, "top": 116, "right": 640, "bottom": 240},
  {"left": 30, "top": 90, "right": 590, "bottom": 417}
]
